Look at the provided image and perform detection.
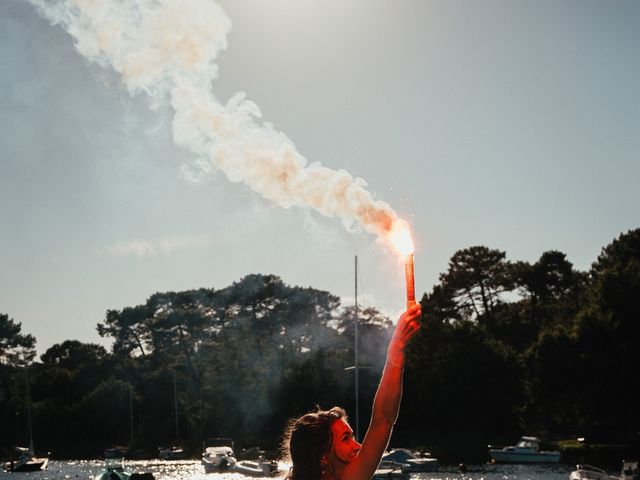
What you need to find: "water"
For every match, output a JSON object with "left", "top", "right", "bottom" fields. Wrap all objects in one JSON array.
[{"left": 0, "top": 460, "right": 574, "bottom": 480}]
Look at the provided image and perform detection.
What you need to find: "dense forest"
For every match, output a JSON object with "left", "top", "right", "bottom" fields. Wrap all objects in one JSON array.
[{"left": 1, "top": 228, "right": 638, "bottom": 464}]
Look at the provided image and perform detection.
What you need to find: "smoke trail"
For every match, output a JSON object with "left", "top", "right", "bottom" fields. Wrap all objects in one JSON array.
[{"left": 29, "top": 0, "right": 410, "bottom": 247}]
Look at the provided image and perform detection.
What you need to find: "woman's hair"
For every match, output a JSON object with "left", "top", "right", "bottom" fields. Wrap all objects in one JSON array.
[{"left": 281, "top": 406, "right": 347, "bottom": 480}]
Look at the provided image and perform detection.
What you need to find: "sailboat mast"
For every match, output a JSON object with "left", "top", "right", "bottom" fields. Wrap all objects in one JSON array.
[
  {"left": 25, "top": 367, "right": 34, "bottom": 453},
  {"left": 129, "top": 383, "right": 134, "bottom": 443},
  {"left": 354, "top": 255, "right": 359, "bottom": 441},
  {"left": 174, "top": 371, "right": 180, "bottom": 444}
]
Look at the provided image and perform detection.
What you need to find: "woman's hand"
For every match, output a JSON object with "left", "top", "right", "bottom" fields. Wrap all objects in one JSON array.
[{"left": 390, "top": 303, "right": 422, "bottom": 351}]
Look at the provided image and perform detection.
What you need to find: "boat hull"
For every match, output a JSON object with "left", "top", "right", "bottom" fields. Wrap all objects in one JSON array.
[
  {"left": 570, "top": 465, "right": 619, "bottom": 480},
  {"left": 402, "top": 458, "right": 440, "bottom": 472},
  {"left": 373, "top": 467, "right": 409, "bottom": 480},
  {"left": 489, "top": 450, "right": 560, "bottom": 463},
  {"left": 5, "top": 457, "right": 49, "bottom": 472},
  {"left": 381, "top": 448, "right": 440, "bottom": 473},
  {"left": 158, "top": 448, "right": 187, "bottom": 460}
]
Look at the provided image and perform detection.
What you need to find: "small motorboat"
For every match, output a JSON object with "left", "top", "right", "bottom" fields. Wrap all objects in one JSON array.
[
  {"left": 202, "top": 441, "right": 237, "bottom": 473},
  {"left": 570, "top": 460, "right": 639, "bottom": 480},
  {"left": 233, "top": 458, "right": 280, "bottom": 477},
  {"left": 201, "top": 438, "right": 279, "bottom": 476},
  {"left": 157, "top": 446, "right": 187, "bottom": 460},
  {"left": 489, "top": 436, "right": 560, "bottom": 463},
  {"left": 93, "top": 457, "right": 154, "bottom": 480},
  {"left": 3, "top": 447, "right": 49, "bottom": 472},
  {"left": 373, "top": 465, "right": 409, "bottom": 480},
  {"left": 381, "top": 448, "right": 440, "bottom": 473},
  {"left": 621, "top": 460, "right": 639, "bottom": 480},
  {"left": 104, "top": 447, "right": 129, "bottom": 459},
  {"left": 570, "top": 464, "right": 619, "bottom": 480}
]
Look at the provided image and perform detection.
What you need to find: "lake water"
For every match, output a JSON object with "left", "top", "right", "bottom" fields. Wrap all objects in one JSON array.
[{"left": 0, "top": 460, "right": 576, "bottom": 480}]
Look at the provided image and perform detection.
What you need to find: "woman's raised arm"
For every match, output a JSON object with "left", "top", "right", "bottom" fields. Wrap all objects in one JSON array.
[{"left": 341, "top": 303, "right": 422, "bottom": 480}]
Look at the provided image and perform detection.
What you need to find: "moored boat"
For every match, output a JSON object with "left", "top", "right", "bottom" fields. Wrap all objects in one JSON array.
[
  {"left": 157, "top": 372, "right": 187, "bottom": 461},
  {"left": 373, "top": 465, "right": 409, "bottom": 480},
  {"left": 233, "top": 458, "right": 280, "bottom": 477},
  {"left": 380, "top": 448, "right": 439, "bottom": 473},
  {"left": 570, "top": 460, "right": 639, "bottom": 480},
  {"left": 621, "top": 460, "right": 639, "bottom": 480},
  {"left": 570, "top": 464, "right": 619, "bottom": 480},
  {"left": 5, "top": 368, "right": 49, "bottom": 472},
  {"left": 489, "top": 436, "right": 560, "bottom": 463},
  {"left": 202, "top": 438, "right": 236, "bottom": 473},
  {"left": 158, "top": 446, "right": 187, "bottom": 460},
  {"left": 93, "top": 457, "right": 155, "bottom": 480},
  {"left": 3, "top": 447, "right": 49, "bottom": 472},
  {"left": 104, "top": 446, "right": 129, "bottom": 459},
  {"left": 201, "top": 438, "right": 279, "bottom": 476}
]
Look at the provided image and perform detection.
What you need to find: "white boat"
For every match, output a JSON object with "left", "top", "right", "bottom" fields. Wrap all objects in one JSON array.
[
  {"left": 489, "top": 436, "right": 561, "bottom": 463},
  {"left": 381, "top": 448, "right": 440, "bottom": 472},
  {"left": 373, "top": 465, "right": 409, "bottom": 480},
  {"left": 201, "top": 438, "right": 278, "bottom": 476},
  {"left": 570, "top": 460, "right": 639, "bottom": 480},
  {"left": 4, "top": 368, "right": 50, "bottom": 472},
  {"left": 570, "top": 464, "right": 619, "bottom": 480},
  {"left": 621, "top": 460, "right": 639, "bottom": 480},
  {"left": 233, "top": 459, "right": 280, "bottom": 477},
  {"left": 202, "top": 443, "right": 237, "bottom": 473}
]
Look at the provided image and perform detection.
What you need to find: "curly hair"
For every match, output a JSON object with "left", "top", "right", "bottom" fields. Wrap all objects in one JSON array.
[{"left": 281, "top": 406, "right": 347, "bottom": 480}]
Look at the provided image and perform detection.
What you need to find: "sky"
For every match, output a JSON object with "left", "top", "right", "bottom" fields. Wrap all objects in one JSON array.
[{"left": 1, "top": 0, "right": 639, "bottom": 356}]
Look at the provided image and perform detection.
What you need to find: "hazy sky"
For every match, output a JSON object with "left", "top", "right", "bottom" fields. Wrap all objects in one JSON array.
[{"left": 1, "top": 0, "right": 639, "bottom": 355}]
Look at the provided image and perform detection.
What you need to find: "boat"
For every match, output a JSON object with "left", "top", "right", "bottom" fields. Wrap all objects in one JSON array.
[
  {"left": 93, "top": 457, "right": 155, "bottom": 480},
  {"left": 570, "top": 464, "right": 619, "bottom": 480},
  {"left": 621, "top": 460, "right": 639, "bottom": 480},
  {"left": 158, "top": 446, "right": 187, "bottom": 460},
  {"left": 489, "top": 436, "right": 561, "bottom": 463},
  {"left": 233, "top": 458, "right": 280, "bottom": 477},
  {"left": 157, "top": 373, "right": 187, "bottom": 460},
  {"left": 202, "top": 438, "right": 236, "bottom": 473},
  {"left": 104, "top": 447, "right": 130, "bottom": 459},
  {"left": 373, "top": 465, "right": 409, "bottom": 480},
  {"left": 3, "top": 447, "right": 49, "bottom": 472},
  {"left": 201, "top": 438, "right": 279, "bottom": 476},
  {"left": 4, "top": 367, "right": 49, "bottom": 472},
  {"left": 570, "top": 460, "right": 639, "bottom": 480},
  {"left": 380, "top": 448, "right": 440, "bottom": 473},
  {"left": 104, "top": 383, "right": 136, "bottom": 461}
]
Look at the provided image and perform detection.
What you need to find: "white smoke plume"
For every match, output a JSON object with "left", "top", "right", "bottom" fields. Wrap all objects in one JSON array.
[{"left": 28, "top": 0, "right": 411, "bottom": 249}]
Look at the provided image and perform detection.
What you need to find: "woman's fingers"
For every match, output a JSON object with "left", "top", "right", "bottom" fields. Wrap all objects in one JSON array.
[
  {"left": 393, "top": 304, "right": 422, "bottom": 347},
  {"left": 404, "top": 306, "right": 421, "bottom": 338}
]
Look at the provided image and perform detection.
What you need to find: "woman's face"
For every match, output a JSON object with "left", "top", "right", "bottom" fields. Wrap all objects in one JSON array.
[{"left": 328, "top": 418, "right": 361, "bottom": 464}]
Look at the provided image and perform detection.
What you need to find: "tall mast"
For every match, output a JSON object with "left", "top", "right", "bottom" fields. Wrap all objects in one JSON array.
[
  {"left": 129, "top": 383, "right": 134, "bottom": 444},
  {"left": 354, "top": 255, "right": 359, "bottom": 441},
  {"left": 25, "top": 367, "right": 34, "bottom": 453},
  {"left": 344, "top": 256, "right": 364, "bottom": 441},
  {"left": 174, "top": 371, "right": 180, "bottom": 444}
]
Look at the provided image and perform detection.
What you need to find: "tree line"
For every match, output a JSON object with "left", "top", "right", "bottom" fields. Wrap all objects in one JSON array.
[{"left": 1, "top": 228, "right": 638, "bottom": 463}]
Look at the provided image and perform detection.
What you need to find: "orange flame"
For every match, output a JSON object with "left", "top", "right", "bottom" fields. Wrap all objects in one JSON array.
[{"left": 386, "top": 219, "right": 414, "bottom": 258}]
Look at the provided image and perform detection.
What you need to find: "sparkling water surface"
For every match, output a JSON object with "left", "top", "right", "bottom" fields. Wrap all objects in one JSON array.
[{"left": 0, "top": 460, "right": 575, "bottom": 480}]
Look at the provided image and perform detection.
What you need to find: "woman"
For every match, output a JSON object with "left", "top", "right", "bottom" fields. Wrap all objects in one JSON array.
[{"left": 282, "top": 303, "right": 422, "bottom": 480}]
